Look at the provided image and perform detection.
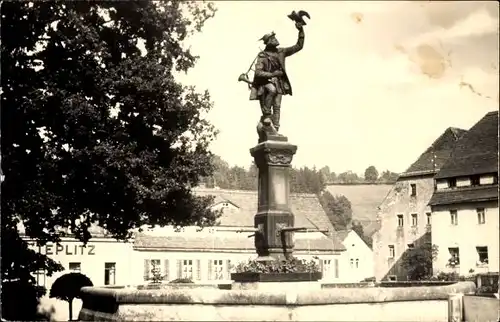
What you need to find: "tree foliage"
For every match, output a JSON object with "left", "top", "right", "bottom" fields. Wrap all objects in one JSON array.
[
  {"left": 364, "top": 166, "right": 379, "bottom": 182},
  {"left": 401, "top": 243, "right": 439, "bottom": 281},
  {"left": 351, "top": 221, "right": 373, "bottom": 248},
  {"left": 1, "top": 1, "right": 218, "bottom": 318},
  {"left": 319, "top": 191, "right": 353, "bottom": 231},
  {"left": 379, "top": 170, "right": 400, "bottom": 183},
  {"left": 49, "top": 272, "right": 93, "bottom": 321}
]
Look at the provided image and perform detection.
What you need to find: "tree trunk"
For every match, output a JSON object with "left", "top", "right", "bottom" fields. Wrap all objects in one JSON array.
[{"left": 68, "top": 298, "right": 73, "bottom": 321}]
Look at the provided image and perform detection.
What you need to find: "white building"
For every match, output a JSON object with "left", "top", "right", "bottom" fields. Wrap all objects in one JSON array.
[
  {"left": 27, "top": 188, "right": 348, "bottom": 291},
  {"left": 336, "top": 230, "right": 374, "bottom": 282},
  {"left": 429, "top": 111, "right": 499, "bottom": 276},
  {"left": 25, "top": 226, "right": 135, "bottom": 289}
]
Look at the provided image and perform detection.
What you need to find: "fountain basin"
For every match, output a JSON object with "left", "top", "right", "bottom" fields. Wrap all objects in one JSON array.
[{"left": 78, "top": 281, "right": 475, "bottom": 321}]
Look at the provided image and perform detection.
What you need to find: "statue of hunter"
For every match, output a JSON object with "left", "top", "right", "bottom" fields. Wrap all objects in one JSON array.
[{"left": 240, "top": 11, "right": 309, "bottom": 134}]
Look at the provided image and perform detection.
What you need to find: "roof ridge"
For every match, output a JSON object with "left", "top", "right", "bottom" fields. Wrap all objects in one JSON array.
[{"left": 194, "top": 187, "right": 319, "bottom": 198}]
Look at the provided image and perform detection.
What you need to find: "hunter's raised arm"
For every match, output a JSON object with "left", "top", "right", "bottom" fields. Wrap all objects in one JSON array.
[{"left": 283, "top": 24, "right": 305, "bottom": 57}]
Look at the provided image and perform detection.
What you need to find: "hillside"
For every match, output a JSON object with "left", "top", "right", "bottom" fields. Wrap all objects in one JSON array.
[{"left": 326, "top": 184, "right": 393, "bottom": 236}]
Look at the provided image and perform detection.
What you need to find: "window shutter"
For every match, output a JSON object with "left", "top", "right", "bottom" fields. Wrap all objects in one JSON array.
[
  {"left": 163, "top": 259, "right": 169, "bottom": 281},
  {"left": 208, "top": 260, "right": 213, "bottom": 280},
  {"left": 196, "top": 259, "right": 201, "bottom": 280},
  {"left": 334, "top": 259, "right": 339, "bottom": 278},
  {"left": 319, "top": 259, "right": 324, "bottom": 274},
  {"left": 176, "top": 260, "right": 182, "bottom": 279},
  {"left": 226, "top": 260, "right": 231, "bottom": 280},
  {"left": 144, "top": 259, "right": 151, "bottom": 281}
]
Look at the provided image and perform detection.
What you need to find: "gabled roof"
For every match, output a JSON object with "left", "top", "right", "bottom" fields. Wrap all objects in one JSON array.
[
  {"left": 193, "top": 188, "right": 346, "bottom": 251},
  {"left": 400, "top": 127, "right": 468, "bottom": 178},
  {"left": 434, "top": 111, "right": 499, "bottom": 179},
  {"left": 194, "top": 188, "right": 333, "bottom": 231}
]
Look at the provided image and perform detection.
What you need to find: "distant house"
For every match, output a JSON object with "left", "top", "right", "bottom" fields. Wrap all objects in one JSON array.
[
  {"left": 429, "top": 111, "right": 498, "bottom": 276},
  {"left": 134, "top": 188, "right": 348, "bottom": 283},
  {"left": 326, "top": 184, "right": 393, "bottom": 237},
  {"left": 336, "top": 229, "right": 374, "bottom": 282},
  {"left": 373, "top": 127, "right": 467, "bottom": 281}
]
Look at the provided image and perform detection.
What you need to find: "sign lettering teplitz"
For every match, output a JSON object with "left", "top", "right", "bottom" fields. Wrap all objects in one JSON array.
[{"left": 27, "top": 242, "right": 96, "bottom": 256}]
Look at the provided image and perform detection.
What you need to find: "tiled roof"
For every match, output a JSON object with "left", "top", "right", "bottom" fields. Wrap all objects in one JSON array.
[
  {"left": 192, "top": 188, "right": 346, "bottom": 251},
  {"left": 326, "top": 184, "right": 393, "bottom": 236},
  {"left": 435, "top": 111, "right": 499, "bottom": 179},
  {"left": 193, "top": 188, "right": 334, "bottom": 232},
  {"left": 401, "top": 127, "right": 468, "bottom": 178},
  {"left": 428, "top": 185, "right": 498, "bottom": 206},
  {"left": 133, "top": 233, "right": 344, "bottom": 252}
]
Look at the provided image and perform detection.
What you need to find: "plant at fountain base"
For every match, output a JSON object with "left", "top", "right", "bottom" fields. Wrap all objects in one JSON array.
[
  {"left": 169, "top": 278, "right": 194, "bottom": 284},
  {"left": 234, "top": 257, "right": 320, "bottom": 274}
]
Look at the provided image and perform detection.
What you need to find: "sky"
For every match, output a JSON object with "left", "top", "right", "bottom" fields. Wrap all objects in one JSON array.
[{"left": 175, "top": 1, "right": 499, "bottom": 175}]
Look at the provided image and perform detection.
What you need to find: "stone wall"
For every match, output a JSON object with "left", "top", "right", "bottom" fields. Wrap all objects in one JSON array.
[{"left": 79, "top": 281, "right": 475, "bottom": 321}]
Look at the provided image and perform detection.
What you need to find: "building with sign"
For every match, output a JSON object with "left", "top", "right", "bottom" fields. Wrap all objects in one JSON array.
[
  {"left": 25, "top": 225, "right": 135, "bottom": 290},
  {"left": 26, "top": 187, "right": 350, "bottom": 292}
]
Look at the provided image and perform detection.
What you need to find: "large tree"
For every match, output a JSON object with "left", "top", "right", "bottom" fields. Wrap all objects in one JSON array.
[{"left": 1, "top": 1, "right": 218, "bottom": 318}]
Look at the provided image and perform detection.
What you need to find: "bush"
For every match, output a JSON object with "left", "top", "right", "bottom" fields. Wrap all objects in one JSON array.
[
  {"left": 1, "top": 281, "right": 48, "bottom": 321},
  {"left": 234, "top": 256, "right": 320, "bottom": 274},
  {"left": 400, "top": 243, "right": 438, "bottom": 281},
  {"left": 169, "top": 278, "right": 194, "bottom": 284}
]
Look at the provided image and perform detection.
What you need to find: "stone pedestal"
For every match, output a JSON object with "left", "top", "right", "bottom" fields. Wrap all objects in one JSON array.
[{"left": 250, "top": 135, "right": 297, "bottom": 261}]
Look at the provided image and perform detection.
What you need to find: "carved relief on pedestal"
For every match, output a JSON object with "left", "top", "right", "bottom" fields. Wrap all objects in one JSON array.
[{"left": 266, "top": 151, "right": 294, "bottom": 166}]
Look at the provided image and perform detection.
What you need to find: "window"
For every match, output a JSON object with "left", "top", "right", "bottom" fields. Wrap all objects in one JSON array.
[
  {"left": 410, "top": 184, "right": 417, "bottom": 196},
  {"left": 450, "top": 210, "right": 458, "bottom": 225},
  {"left": 411, "top": 213, "right": 418, "bottom": 227},
  {"left": 34, "top": 270, "right": 46, "bottom": 287},
  {"left": 471, "top": 175, "right": 480, "bottom": 186},
  {"left": 104, "top": 263, "right": 116, "bottom": 285},
  {"left": 355, "top": 259, "right": 359, "bottom": 268},
  {"left": 397, "top": 214, "right": 404, "bottom": 227},
  {"left": 182, "top": 260, "right": 194, "bottom": 279},
  {"left": 69, "top": 262, "right": 81, "bottom": 272},
  {"left": 476, "top": 246, "right": 488, "bottom": 265},
  {"left": 323, "top": 259, "right": 332, "bottom": 277},
  {"left": 210, "top": 260, "right": 224, "bottom": 280},
  {"left": 388, "top": 245, "right": 395, "bottom": 258},
  {"left": 350, "top": 259, "right": 354, "bottom": 268},
  {"left": 448, "top": 247, "right": 460, "bottom": 265},
  {"left": 448, "top": 178, "right": 457, "bottom": 188},
  {"left": 407, "top": 243, "right": 415, "bottom": 250},
  {"left": 426, "top": 212, "right": 432, "bottom": 225},
  {"left": 477, "top": 208, "right": 485, "bottom": 224},
  {"left": 388, "top": 275, "right": 397, "bottom": 281}
]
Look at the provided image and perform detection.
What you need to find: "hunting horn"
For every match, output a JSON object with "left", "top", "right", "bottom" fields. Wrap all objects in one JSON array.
[{"left": 238, "top": 50, "right": 261, "bottom": 89}]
